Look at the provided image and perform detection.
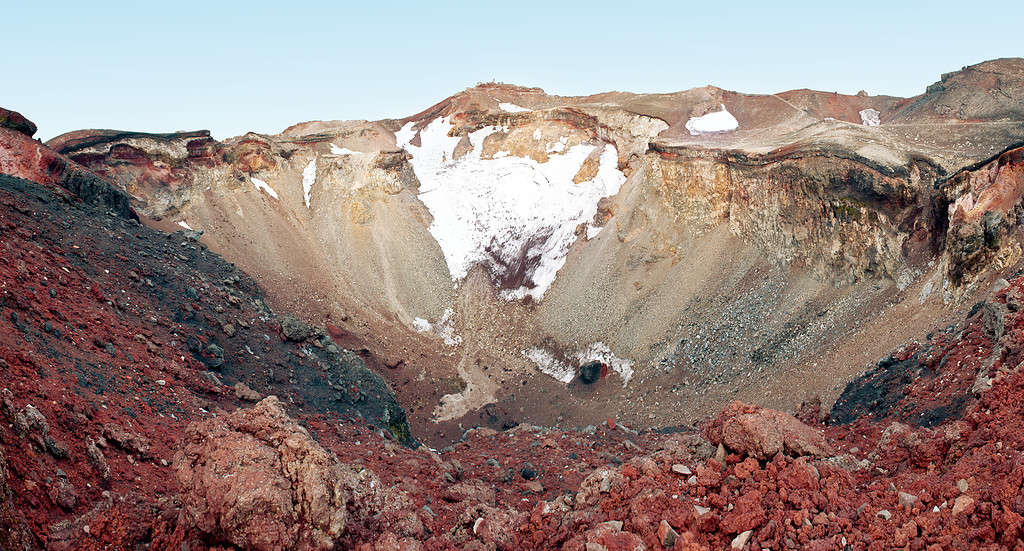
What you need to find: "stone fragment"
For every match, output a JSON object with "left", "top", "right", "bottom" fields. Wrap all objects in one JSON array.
[
  {"left": 234, "top": 382, "right": 262, "bottom": 402},
  {"left": 952, "top": 495, "right": 974, "bottom": 516},
  {"left": 731, "top": 529, "right": 752, "bottom": 549},
  {"left": 671, "top": 464, "right": 692, "bottom": 475},
  {"left": 657, "top": 519, "right": 678, "bottom": 548}
]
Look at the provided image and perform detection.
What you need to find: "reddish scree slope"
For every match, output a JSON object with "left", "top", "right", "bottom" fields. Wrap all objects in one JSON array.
[{"left": 1, "top": 114, "right": 1024, "bottom": 549}]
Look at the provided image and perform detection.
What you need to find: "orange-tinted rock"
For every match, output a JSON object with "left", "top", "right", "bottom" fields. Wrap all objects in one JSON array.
[
  {"left": 705, "top": 401, "right": 833, "bottom": 460},
  {"left": 174, "top": 396, "right": 393, "bottom": 550}
]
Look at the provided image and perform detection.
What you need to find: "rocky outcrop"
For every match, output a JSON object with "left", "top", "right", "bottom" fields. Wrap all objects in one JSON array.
[
  {"left": 894, "top": 58, "right": 1024, "bottom": 122},
  {"left": 644, "top": 142, "right": 948, "bottom": 284},
  {"left": 0, "top": 120, "right": 135, "bottom": 220},
  {"left": 939, "top": 144, "right": 1024, "bottom": 291},
  {"left": 175, "top": 396, "right": 403, "bottom": 550},
  {"left": 0, "top": 107, "right": 36, "bottom": 138}
]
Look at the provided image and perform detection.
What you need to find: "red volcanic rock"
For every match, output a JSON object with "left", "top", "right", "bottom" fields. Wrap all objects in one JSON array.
[
  {"left": 720, "top": 489, "right": 765, "bottom": 534},
  {"left": 0, "top": 125, "right": 135, "bottom": 218},
  {"left": 0, "top": 107, "right": 36, "bottom": 137},
  {"left": 705, "top": 401, "right": 833, "bottom": 460},
  {"left": 0, "top": 449, "right": 36, "bottom": 551},
  {"left": 174, "top": 396, "right": 396, "bottom": 551}
]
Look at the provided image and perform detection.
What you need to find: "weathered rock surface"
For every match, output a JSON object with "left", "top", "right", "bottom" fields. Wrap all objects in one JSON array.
[
  {"left": 0, "top": 449, "right": 36, "bottom": 550},
  {"left": 0, "top": 107, "right": 36, "bottom": 137},
  {"left": 705, "top": 401, "right": 833, "bottom": 459},
  {"left": 175, "top": 396, "right": 395, "bottom": 550}
]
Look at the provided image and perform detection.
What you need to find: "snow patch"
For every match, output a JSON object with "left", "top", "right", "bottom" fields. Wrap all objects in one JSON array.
[
  {"left": 685, "top": 104, "right": 739, "bottom": 136},
  {"left": 860, "top": 108, "right": 881, "bottom": 126},
  {"left": 412, "top": 308, "right": 461, "bottom": 346},
  {"left": 498, "top": 102, "right": 531, "bottom": 113},
  {"left": 522, "top": 347, "right": 575, "bottom": 384},
  {"left": 532, "top": 128, "right": 542, "bottom": 140},
  {"left": 395, "top": 117, "right": 626, "bottom": 301},
  {"left": 177, "top": 220, "right": 194, "bottom": 231},
  {"left": 301, "top": 159, "right": 316, "bottom": 208},
  {"left": 250, "top": 177, "right": 279, "bottom": 199},
  {"left": 523, "top": 342, "right": 634, "bottom": 386},
  {"left": 546, "top": 136, "right": 568, "bottom": 153},
  {"left": 330, "top": 144, "right": 362, "bottom": 155}
]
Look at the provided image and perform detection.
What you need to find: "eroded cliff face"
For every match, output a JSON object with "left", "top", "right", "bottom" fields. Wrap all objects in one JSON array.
[
  {"left": 646, "top": 147, "right": 947, "bottom": 285},
  {"left": 45, "top": 59, "right": 1024, "bottom": 442},
  {"left": 939, "top": 146, "right": 1024, "bottom": 292}
]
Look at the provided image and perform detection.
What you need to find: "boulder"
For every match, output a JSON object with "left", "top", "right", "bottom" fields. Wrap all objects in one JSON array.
[
  {"left": 174, "top": 396, "right": 393, "bottom": 550},
  {"left": 281, "top": 314, "right": 325, "bottom": 342},
  {"left": 705, "top": 401, "right": 833, "bottom": 460}
]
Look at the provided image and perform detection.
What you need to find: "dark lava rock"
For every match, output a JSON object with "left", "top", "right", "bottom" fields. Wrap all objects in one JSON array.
[
  {"left": 579, "top": 361, "right": 603, "bottom": 384},
  {"left": 520, "top": 463, "right": 538, "bottom": 480},
  {"left": 280, "top": 314, "right": 324, "bottom": 342},
  {"left": 204, "top": 343, "right": 224, "bottom": 368}
]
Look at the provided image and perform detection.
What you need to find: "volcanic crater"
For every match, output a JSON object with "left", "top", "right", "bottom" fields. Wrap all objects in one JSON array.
[{"left": 2, "top": 58, "right": 1024, "bottom": 550}]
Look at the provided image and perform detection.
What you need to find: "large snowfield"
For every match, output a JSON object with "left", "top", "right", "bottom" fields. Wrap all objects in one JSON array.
[{"left": 396, "top": 117, "right": 625, "bottom": 301}]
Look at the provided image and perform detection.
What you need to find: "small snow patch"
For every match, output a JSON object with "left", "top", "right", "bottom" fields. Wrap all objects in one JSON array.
[
  {"left": 532, "top": 128, "right": 542, "bottom": 140},
  {"left": 330, "top": 144, "right": 362, "bottom": 155},
  {"left": 685, "top": 104, "right": 739, "bottom": 136},
  {"left": 860, "top": 108, "right": 881, "bottom": 126},
  {"left": 177, "top": 220, "right": 194, "bottom": 231},
  {"left": 412, "top": 308, "right": 461, "bottom": 346},
  {"left": 302, "top": 159, "right": 316, "bottom": 208},
  {"left": 546, "top": 136, "right": 568, "bottom": 153},
  {"left": 499, "top": 102, "right": 531, "bottom": 113},
  {"left": 250, "top": 177, "right": 279, "bottom": 199},
  {"left": 523, "top": 347, "right": 575, "bottom": 384}
]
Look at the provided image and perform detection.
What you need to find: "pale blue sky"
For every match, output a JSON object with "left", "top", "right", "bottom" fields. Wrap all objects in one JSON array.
[{"left": 4, "top": 0, "right": 1021, "bottom": 140}]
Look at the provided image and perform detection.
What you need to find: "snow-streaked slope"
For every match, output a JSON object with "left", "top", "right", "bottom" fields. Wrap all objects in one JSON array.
[
  {"left": 302, "top": 159, "right": 316, "bottom": 208},
  {"left": 395, "top": 117, "right": 625, "bottom": 301},
  {"left": 250, "top": 177, "right": 279, "bottom": 199},
  {"left": 685, "top": 104, "right": 739, "bottom": 135}
]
